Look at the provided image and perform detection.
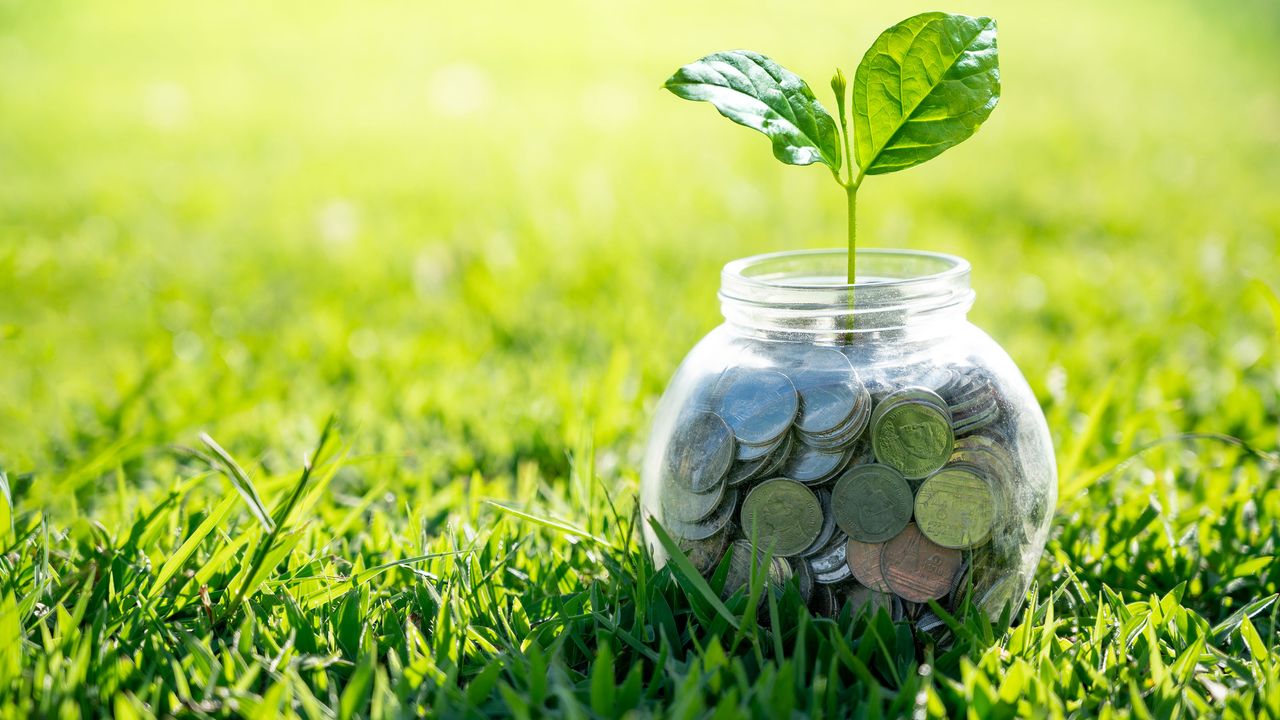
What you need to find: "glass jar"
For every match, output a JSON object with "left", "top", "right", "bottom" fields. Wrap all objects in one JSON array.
[{"left": 641, "top": 249, "right": 1056, "bottom": 628}]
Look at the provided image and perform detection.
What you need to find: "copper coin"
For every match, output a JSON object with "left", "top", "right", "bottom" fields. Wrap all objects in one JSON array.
[
  {"left": 879, "top": 523, "right": 963, "bottom": 603},
  {"left": 845, "top": 537, "right": 891, "bottom": 593}
]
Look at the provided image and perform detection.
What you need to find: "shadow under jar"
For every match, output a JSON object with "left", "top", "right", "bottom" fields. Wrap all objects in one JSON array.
[{"left": 641, "top": 249, "right": 1056, "bottom": 631}]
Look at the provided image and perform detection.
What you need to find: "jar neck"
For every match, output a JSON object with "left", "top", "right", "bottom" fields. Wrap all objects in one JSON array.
[{"left": 719, "top": 249, "right": 975, "bottom": 342}]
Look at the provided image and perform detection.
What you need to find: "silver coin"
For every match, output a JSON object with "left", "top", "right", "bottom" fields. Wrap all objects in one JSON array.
[
  {"left": 795, "top": 382, "right": 858, "bottom": 435},
  {"left": 677, "top": 526, "right": 731, "bottom": 575},
  {"left": 666, "top": 411, "right": 736, "bottom": 493},
  {"left": 756, "top": 431, "right": 795, "bottom": 478},
  {"left": 831, "top": 464, "right": 914, "bottom": 543},
  {"left": 736, "top": 431, "right": 783, "bottom": 462},
  {"left": 661, "top": 487, "right": 737, "bottom": 538},
  {"left": 799, "top": 488, "right": 837, "bottom": 557},
  {"left": 977, "top": 574, "right": 1016, "bottom": 614},
  {"left": 952, "top": 392, "right": 997, "bottom": 416},
  {"left": 924, "top": 367, "right": 964, "bottom": 399},
  {"left": 953, "top": 404, "right": 1000, "bottom": 436},
  {"left": 784, "top": 348, "right": 862, "bottom": 432},
  {"left": 771, "top": 556, "right": 794, "bottom": 586},
  {"left": 871, "top": 398, "right": 954, "bottom": 480},
  {"left": 809, "top": 583, "right": 837, "bottom": 616},
  {"left": 661, "top": 470, "right": 726, "bottom": 523},
  {"left": 947, "top": 555, "right": 975, "bottom": 605},
  {"left": 716, "top": 370, "right": 800, "bottom": 447},
  {"left": 809, "top": 535, "right": 852, "bottom": 584},
  {"left": 862, "top": 376, "right": 894, "bottom": 399},
  {"left": 897, "top": 599, "right": 923, "bottom": 621},
  {"left": 787, "top": 346, "right": 855, "bottom": 380},
  {"left": 951, "top": 385, "right": 1000, "bottom": 427},
  {"left": 935, "top": 375, "right": 974, "bottom": 405},
  {"left": 916, "top": 612, "right": 946, "bottom": 633},
  {"left": 726, "top": 457, "right": 768, "bottom": 486},
  {"left": 950, "top": 388, "right": 998, "bottom": 416},
  {"left": 845, "top": 437, "right": 876, "bottom": 467},
  {"left": 800, "top": 390, "right": 871, "bottom": 450},
  {"left": 720, "top": 540, "right": 756, "bottom": 598},
  {"left": 740, "top": 478, "right": 823, "bottom": 558},
  {"left": 799, "top": 418, "right": 868, "bottom": 451},
  {"left": 954, "top": 402, "right": 1001, "bottom": 435},
  {"left": 945, "top": 369, "right": 992, "bottom": 403},
  {"left": 791, "top": 558, "right": 814, "bottom": 602},
  {"left": 782, "top": 442, "right": 849, "bottom": 484}
]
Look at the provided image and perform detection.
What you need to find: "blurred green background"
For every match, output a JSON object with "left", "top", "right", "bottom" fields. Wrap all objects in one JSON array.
[
  {"left": 1, "top": 0, "right": 1279, "bottom": 715},
  {"left": 3, "top": 0, "right": 1277, "bottom": 499}
]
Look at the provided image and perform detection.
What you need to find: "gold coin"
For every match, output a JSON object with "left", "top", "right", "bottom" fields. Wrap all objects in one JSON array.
[
  {"left": 872, "top": 398, "right": 954, "bottom": 480},
  {"left": 740, "top": 478, "right": 823, "bottom": 557},
  {"left": 830, "top": 464, "right": 913, "bottom": 543},
  {"left": 914, "top": 466, "right": 995, "bottom": 548}
]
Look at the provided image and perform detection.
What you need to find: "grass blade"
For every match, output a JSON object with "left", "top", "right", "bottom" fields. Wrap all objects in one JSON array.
[
  {"left": 200, "top": 432, "right": 274, "bottom": 532},
  {"left": 646, "top": 516, "right": 739, "bottom": 631},
  {"left": 486, "top": 500, "right": 618, "bottom": 550}
]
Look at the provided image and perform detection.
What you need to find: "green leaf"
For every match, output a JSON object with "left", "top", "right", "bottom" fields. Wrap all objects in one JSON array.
[
  {"left": 853, "top": 12, "right": 999, "bottom": 175},
  {"left": 664, "top": 51, "right": 842, "bottom": 170}
]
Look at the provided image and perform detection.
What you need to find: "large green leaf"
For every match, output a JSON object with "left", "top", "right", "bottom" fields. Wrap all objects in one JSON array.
[
  {"left": 853, "top": 12, "right": 999, "bottom": 175},
  {"left": 665, "top": 51, "right": 842, "bottom": 171}
]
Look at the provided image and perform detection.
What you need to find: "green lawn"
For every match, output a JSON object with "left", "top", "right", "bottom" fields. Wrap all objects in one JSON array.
[{"left": 2, "top": 0, "right": 1279, "bottom": 716}]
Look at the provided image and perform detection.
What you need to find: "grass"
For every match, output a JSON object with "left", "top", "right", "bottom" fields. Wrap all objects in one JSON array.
[{"left": 1, "top": 0, "right": 1279, "bottom": 716}]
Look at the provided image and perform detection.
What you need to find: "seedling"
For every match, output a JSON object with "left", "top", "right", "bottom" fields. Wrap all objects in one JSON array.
[{"left": 664, "top": 12, "right": 1001, "bottom": 284}]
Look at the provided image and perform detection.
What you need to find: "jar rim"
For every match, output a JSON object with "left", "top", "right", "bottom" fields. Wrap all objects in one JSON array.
[
  {"left": 718, "top": 248, "right": 975, "bottom": 336},
  {"left": 722, "top": 248, "right": 970, "bottom": 290}
]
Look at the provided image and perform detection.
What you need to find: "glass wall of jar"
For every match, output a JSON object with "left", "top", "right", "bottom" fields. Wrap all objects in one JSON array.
[{"left": 641, "top": 249, "right": 1056, "bottom": 629}]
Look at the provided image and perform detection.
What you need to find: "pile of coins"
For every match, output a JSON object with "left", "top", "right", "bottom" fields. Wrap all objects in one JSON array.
[{"left": 659, "top": 346, "right": 1022, "bottom": 624}]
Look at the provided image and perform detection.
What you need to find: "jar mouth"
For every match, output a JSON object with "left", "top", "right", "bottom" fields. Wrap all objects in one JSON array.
[
  {"left": 723, "top": 248, "right": 970, "bottom": 289},
  {"left": 719, "top": 249, "right": 975, "bottom": 336}
]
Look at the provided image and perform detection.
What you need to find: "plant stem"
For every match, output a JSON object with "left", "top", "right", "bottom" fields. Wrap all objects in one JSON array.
[
  {"left": 831, "top": 69, "right": 861, "bottom": 332},
  {"left": 846, "top": 182, "right": 857, "bottom": 285},
  {"left": 834, "top": 82, "right": 859, "bottom": 285}
]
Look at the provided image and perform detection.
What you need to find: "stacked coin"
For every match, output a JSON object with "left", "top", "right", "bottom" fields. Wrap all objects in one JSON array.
[
  {"left": 717, "top": 369, "right": 797, "bottom": 474},
  {"left": 940, "top": 369, "right": 1001, "bottom": 437},
  {"left": 656, "top": 349, "right": 1025, "bottom": 623},
  {"left": 787, "top": 349, "right": 872, "bottom": 450},
  {"left": 660, "top": 409, "right": 738, "bottom": 541},
  {"left": 870, "top": 387, "right": 954, "bottom": 480}
]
